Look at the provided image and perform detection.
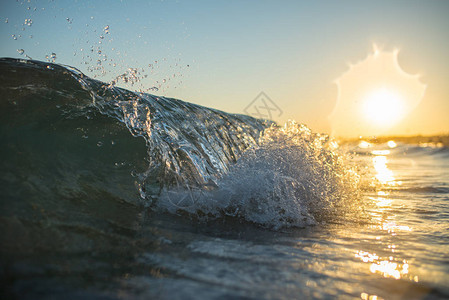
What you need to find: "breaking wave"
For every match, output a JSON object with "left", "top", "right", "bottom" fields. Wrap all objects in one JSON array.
[{"left": 0, "top": 58, "right": 360, "bottom": 229}]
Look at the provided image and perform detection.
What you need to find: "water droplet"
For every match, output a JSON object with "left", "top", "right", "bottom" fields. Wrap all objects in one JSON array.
[
  {"left": 12, "top": 34, "right": 17, "bottom": 40},
  {"left": 5, "top": 18, "right": 8, "bottom": 23},
  {"left": 24, "top": 18, "right": 33, "bottom": 26},
  {"left": 66, "top": 17, "right": 72, "bottom": 24},
  {"left": 17, "top": 49, "right": 25, "bottom": 55},
  {"left": 97, "top": 141, "right": 103, "bottom": 147}
]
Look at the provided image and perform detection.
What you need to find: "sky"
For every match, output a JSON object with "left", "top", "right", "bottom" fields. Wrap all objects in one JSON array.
[{"left": 1, "top": 0, "right": 448, "bottom": 138}]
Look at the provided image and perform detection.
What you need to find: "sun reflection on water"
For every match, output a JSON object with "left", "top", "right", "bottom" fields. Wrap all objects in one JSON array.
[
  {"left": 374, "top": 197, "right": 392, "bottom": 207},
  {"left": 369, "top": 260, "right": 408, "bottom": 280},
  {"left": 361, "top": 292, "right": 381, "bottom": 300},
  {"left": 371, "top": 150, "right": 390, "bottom": 155},
  {"left": 355, "top": 250, "right": 417, "bottom": 281},
  {"left": 371, "top": 147, "right": 402, "bottom": 186},
  {"left": 387, "top": 140, "right": 397, "bottom": 148},
  {"left": 379, "top": 222, "right": 411, "bottom": 233},
  {"left": 356, "top": 143, "right": 418, "bottom": 285},
  {"left": 372, "top": 156, "right": 396, "bottom": 185},
  {"left": 359, "top": 141, "right": 372, "bottom": 149}
]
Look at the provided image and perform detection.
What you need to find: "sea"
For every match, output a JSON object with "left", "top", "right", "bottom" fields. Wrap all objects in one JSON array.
[{"left": 1, "top": 58, "right": 448, "bottom": 299}]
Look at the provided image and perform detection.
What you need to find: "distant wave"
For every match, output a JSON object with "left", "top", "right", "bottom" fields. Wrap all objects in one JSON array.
[{"left": 386, "top": 186, "right": 449, "bottom": 194}]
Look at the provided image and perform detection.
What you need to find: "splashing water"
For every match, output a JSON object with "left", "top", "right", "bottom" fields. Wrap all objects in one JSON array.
[
  {"left": 24, "top": 18, "right": 32, "bottom": 26},
  {"left": 0, "top": 58, "right": 361, "bottom": 230},
  {"left": 156, "top": 121, "right": 361, "bottom": 229},
  {"left": 63, "top": 57, "right": 362, "bottom": 229}
]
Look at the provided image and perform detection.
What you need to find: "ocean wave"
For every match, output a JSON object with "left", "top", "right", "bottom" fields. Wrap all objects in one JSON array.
[
  {"left": 157, "top": 122, "right": 362, "bottom": 228},
  {"left": 387, "top": 186, "right": 449, "bottom": 194},
  {"left": 0, "top": 58, "right": 361, "bottom": 229}
]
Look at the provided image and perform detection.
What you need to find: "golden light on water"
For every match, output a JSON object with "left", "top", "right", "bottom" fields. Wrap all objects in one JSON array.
[
  {"left": 387, "top": 140, "right": 397, "bottom": 148},
  {"left": 355, "top": 250, "right": 416, "bottom": 281},
  {"left": 361, "top": 292, "right": 380, "bottom": 300},
  {"left": 372, "top": 156, "right": 395, "bottom": 185},
  {"left": 371, "top": 150, "right": 390, "bottom": 155},
  {"left": 370, "top": 146, "right": 402, "bottom": 186},
  {"left": 354, "top": 143, "right": 418, "bottom": 284},
  {"left": 358, "top": 141, "right": 372, "bottom": 149},
  {"left": 370, "top": 147, "right": 411, "bottom": 233},
  {"left": 369, "top": 260, "right": 408, "bottom": 280},
  {"left": 355, "top": 251, "right": 409, "bottom": 280},
  {"left": 380, "top": 222, "right": 412, "bottom": 233},
  {"left": 375, "top": 197, "right": 392, "bottom": 207}
]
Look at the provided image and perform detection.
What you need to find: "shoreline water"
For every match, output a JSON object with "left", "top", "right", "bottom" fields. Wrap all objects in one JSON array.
[{"left": 339, "top": 135, "right": 449, "bottom": 147}]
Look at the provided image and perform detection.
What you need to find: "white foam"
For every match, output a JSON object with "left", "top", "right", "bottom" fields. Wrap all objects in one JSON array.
[{"left": 156, "top": 121, "right": 361, "bottom": 229}]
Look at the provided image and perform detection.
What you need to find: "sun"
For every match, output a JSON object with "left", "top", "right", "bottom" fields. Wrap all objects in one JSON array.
[
  {"left": 362, "top": 88, "right": 405, "bottom": 127},
  {"left": 330, "top": 45, "right": 426, "bottom": 137}
]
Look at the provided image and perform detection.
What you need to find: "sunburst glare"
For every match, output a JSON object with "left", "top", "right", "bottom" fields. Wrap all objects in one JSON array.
[
  {"left": 331, "top": 45, "right": 426, "bottom": 137},
  {"left": 362, "top": 88, "right": 405, "bottom": 127}
]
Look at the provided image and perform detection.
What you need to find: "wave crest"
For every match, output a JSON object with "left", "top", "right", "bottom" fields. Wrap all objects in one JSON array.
[
  {"left": 156, "top": 121, "right": 361, "bottom": 229},
  {"left": 0, "top": 58, "right": 361, "bottom": 229}
]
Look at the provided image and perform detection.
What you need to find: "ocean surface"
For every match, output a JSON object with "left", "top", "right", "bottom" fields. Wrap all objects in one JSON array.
[{"left": 1, "top": 58, "right": 448, "bottom": 299}]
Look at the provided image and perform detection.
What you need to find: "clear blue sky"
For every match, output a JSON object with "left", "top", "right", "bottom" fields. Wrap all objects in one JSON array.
[{"left": 1, "top": 0, "right": 448, "bottom": 136}]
